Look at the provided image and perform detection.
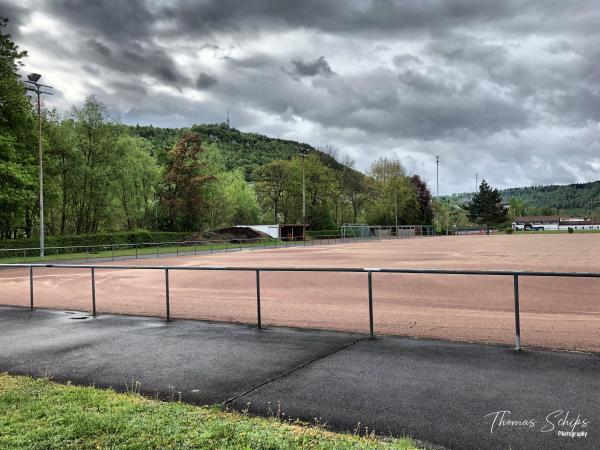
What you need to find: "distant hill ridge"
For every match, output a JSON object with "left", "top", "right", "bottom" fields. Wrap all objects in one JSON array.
[
  {"left": 128, "top": 123, "right": 350, "bottom": 180},
  {"left": 446, "top": 180, "right": 600, "bottom": 215}
]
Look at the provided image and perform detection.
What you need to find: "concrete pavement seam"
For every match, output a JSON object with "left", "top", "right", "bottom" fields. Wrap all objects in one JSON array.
[{"left": 221, "top": 336, "right": 367, "bottom": 408}]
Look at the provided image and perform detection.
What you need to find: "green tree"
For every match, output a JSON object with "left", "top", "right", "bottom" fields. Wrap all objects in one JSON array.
[
  {"left": 468, "top": 180, "right": 507, "bottom": 234},
  {"left": 365, "top": 158, "right": 419, "bottom": 226},
  {"left": 508, "top": 197, "right": 526, "bottom": 221},
  {"left": 0, "top": 17, "right": 36, "bottom": 239},
  {"left": 221, "top": 170, "right": 260, "bottom": 225},
  {"left": 113, "top": 135, "right": 160, "bottom": 230},
  {"left": 254, "top": 160, "right": 291, "bottom": 223}
]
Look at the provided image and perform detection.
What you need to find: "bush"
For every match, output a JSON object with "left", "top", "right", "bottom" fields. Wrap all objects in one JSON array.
[
  {"left": 504, "top": 227, "right": 513, "bottom": 234},
  {"left": 568, "top": 227, "right": 574, "bottom": 234},
  {"left": 0, "top": 230, "right": 189, "bottom": 250}
]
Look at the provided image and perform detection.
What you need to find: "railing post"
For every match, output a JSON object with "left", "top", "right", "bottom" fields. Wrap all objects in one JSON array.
[
  {"left": 368, "top": 271, "right": 374, "bottom": 339},
  {"left": 513, "top": 273, "right": 521, "bottom": 351},
  {"left": 165, "top": 268, "right": 170, "bottom": 322},
  {"left": 91, "top": 267, "right": 96, "bottom": 316},
  {"left": 256, "top": 269, "right": 262, "bottom": 329},
  {"left": 29, "top": 266, "right": 34, "bottom": 309}
]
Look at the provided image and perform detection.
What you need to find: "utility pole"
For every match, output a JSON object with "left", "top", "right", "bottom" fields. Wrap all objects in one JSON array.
[
  {"left": 394, "top": 191, "right": 398, "bottom": 228},
  {"left": 435, "top": 156, "right": 440, "bottom": 198},
  {"left": 24, "top": 73, "right": 53, "bottom": 257},
  {"left": 475, "top": 173, "right": 479, "bottom": 192},
  {"left": 300, "top": 148, "right": 309, "bottom": 224}
]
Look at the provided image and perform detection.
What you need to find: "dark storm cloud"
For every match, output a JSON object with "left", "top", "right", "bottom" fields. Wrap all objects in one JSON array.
[
  {"left": 84, "top": 39, "right": 190, "bottom": 88},
  {"left": 0, "top": 0, "right": 30, "bottom": 38},
  {"left": 46, "top": 0, "right": 156, "bottom": 41},
  {"left": 196, "top": 72, "right": 218, "bottom": 89},
  {"left": 8, "top": 0, "right": 600, "bottom": 192},
  {"left": 291, "top": 56, "right": 334, "bottom": 77}
]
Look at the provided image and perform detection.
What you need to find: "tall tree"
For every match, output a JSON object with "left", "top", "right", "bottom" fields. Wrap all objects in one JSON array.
[
  {"left": 160, "top": 132, "right": 213, "bottom": 231},
  {"left": 410, "top": 175, "right": 433, "bottom": 224},
  {"left": 0, "top": 17, "right": 36, "bottom": 239},
  {"left": 365, "top": 158, "right": 419, "bottom": 226},
  {"left": 468, "top": 180, "right": 507, "bottom": 234},
  {"left": 254, "top": 160, "right": 291, "bottom": 223}
]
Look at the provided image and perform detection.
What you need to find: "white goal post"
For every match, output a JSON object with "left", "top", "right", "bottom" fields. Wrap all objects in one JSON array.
[{"left": 341, "top": 224, "right": 375, "bottom": 239}]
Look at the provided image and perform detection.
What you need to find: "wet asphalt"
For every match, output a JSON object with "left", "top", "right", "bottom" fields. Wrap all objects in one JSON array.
[{"left": 0, "top": 306, "right": 597, "bottom": 450}]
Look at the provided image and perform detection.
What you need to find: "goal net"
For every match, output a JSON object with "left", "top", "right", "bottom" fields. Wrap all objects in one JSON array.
[{"left": 341, "top": 224, "right": 375, "bottom": 239}]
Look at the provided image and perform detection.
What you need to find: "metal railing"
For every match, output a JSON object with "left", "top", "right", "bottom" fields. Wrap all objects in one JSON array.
[
  {"left": 2, "top": 263, "right": 598, "bottom": 351},
  {"left": 0, "top": 235, "right": 341, "bottom": 264},
  {"left": 0, "top": 229, "right": 437, "bottom": 265}
]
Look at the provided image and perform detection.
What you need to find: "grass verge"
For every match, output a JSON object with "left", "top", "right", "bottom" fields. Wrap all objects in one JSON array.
[{"left": 0, "top": 373, "right": 421, "bottom": 449}]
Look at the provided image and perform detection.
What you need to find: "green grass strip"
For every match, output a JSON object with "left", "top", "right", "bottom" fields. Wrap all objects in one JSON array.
[{"left": 0, "top": 373, "right": 421, "bottom": 449}]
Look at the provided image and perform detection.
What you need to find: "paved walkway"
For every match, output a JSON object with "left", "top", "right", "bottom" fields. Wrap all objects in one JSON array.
[{"left": 0, "top": 306, "right": 597, "bottom": 450}]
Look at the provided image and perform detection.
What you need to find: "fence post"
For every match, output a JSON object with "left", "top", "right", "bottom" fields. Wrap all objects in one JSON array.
[
  {"left": 176, "top": 242, "right": 179, "bottom": 256},
  {"left": 91, "top": 267, "right": 96, "bottom": 316},
  {"left": 368, "top": 271, "right": 374, "bottom": 339},
  {"left": 111, "top": 245, "right": 114, "bottom": 261},
  {"left": 156, "top": 243, "right": 159, "bottom": 259},
  {"left": 135, "top": 244, "right": 138, "bottom": 260},
  {"left": 165, "top": 268, "right": 170, "bottom": 322},
  {"left": 256, "top": 269, "right": 262, "bottom": 329},
  {"left": 29, "top": 266, "right": 34, "bottom": 309},
  {"left": 513, "top": 274, "right": 521, "bottom": 351},
  {"left": 226, "top": 241, "right": 228, "bottom": 253}
]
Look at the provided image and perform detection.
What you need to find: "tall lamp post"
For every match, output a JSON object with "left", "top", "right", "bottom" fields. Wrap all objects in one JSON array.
[
  {"left": 24, "top": 73, "right": 53, "bottom": 257},
  {"left": 435, "top": 155, "right": 440, "bottom": 198},
  {"left": 299, "top": 148, "right": 309, "bottom": 224}
]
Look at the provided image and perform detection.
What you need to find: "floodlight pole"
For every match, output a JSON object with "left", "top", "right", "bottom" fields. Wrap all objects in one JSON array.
[
  {"left": 300, "top": 148, "right": 308, "bottom": 224},
  {"left": 24, "top": 74, "right": 53, "bottom": 257},
  {"left": 435, "top": 156, "right": 440, "bottom": 198},
  {"left": 394, "top": 191, "right": 398, "bottom": 228}
]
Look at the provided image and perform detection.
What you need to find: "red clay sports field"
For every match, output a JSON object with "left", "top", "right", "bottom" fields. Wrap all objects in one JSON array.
[{"left": 1, "top": 234, "right": 599, "bottom": 352}]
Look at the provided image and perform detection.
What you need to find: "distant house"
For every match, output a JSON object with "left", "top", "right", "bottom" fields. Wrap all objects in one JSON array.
[{"left": 512, "top": 216, "right": 599, "bottom": 231}]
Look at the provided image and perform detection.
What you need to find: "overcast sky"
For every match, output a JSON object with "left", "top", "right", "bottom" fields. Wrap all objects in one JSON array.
[{"left": 4, "top": 0, "right": 600, "bottom": 194}]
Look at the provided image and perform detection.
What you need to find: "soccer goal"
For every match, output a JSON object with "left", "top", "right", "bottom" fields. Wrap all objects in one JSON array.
[{"left": 341, "top": 224, "right": 375, "bottom": 239}]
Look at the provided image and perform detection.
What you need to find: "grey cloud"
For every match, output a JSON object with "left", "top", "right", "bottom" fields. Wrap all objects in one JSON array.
[
  {"left": 196, "top": 73, "right": 218, "bottom": 89},
  {"left": 291, "top": 56, "right": 334, "bottom": 77},
  {"left": 9, "top": 0, "right": 600, "bottom": 193},
  {"left": 84, "top": 39, "right": 189, "bottom": 87}
]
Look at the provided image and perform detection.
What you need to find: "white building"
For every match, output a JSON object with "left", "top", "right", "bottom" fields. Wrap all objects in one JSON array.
[{"left": 512, "top": 216, "right": 599, "bottom": 231}]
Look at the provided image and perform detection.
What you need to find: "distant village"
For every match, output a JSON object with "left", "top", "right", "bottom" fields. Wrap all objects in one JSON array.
[{"left": 512, "top": 216, "right": 598, "bottom": 231}]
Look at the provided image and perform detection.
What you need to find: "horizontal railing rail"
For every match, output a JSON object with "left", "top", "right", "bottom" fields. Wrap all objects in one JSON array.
[
  {"left": 0, "top": 228, "right": 437, "bottom": 264},
  {"left": 0, "top": 234, "right": 350, "bottom": 263},
  {"left": 2, "top": 263, "right": 598, "bottom": 351}
]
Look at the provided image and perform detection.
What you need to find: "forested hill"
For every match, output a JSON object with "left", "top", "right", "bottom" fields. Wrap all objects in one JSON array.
[
  {"left": 501, "top": 181, "right": 600, "bottom": 214},
  {"left": 447, "top": 180, "right": 600, "bottom": 215},
  {"left": 128, "top": 123, "right": 347, "bottom": 180}
]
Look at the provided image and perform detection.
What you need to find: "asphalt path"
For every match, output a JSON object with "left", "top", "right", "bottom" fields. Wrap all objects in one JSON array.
[{"left": 0, "top": 306, "right": 597, "bottom": 450}]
